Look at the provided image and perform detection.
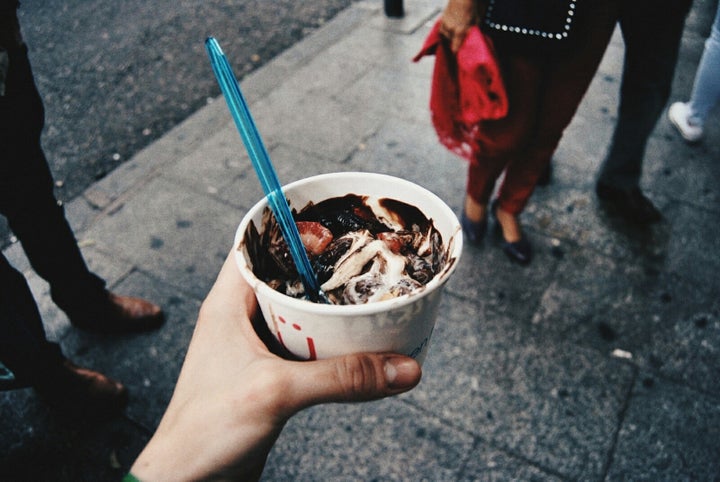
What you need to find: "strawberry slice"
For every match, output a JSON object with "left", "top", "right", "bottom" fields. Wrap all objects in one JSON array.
[
  {"left": 296, "top": 221, "right": 334, "bottom": 256},
  {"left": 377, "top": 231, "right": 403, "bottom": 254},
  {"left": 378, "top": 231, "right": 415, "bottom": 254}
]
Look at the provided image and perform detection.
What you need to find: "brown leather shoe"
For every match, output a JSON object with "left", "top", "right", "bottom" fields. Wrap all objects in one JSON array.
[
  {"left": 34, "top": 359, "right": 128, "bottom": 420},
  {"left": 71, "top": 292, "right": 165, "bottom": 334}
]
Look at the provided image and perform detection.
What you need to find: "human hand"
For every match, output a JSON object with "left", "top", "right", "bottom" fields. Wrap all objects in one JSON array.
[
  {"left": 439, "top": 0, "right": 477, "bottom": 53},
  {"left": 129, "top": 251, "right": 422, "bottom": 481}
]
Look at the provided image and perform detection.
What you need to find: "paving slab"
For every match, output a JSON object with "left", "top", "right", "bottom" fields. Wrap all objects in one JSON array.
[
  {"left": 82, "top": 176, "right": 239, "bottom": 299},
  {"left": 607, "top": 375, "right": 720, "bottom": 481},
  {"left": 406, "top": 295, "right": 636, "bottom": 480},
  {"left": 263, "top": 400, "right": 476, "bottom": 480}
]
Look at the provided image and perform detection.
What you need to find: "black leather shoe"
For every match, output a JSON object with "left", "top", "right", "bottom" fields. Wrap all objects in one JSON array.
[
  {"left": 491, "top": 201, "right": 532, "bottom": 265},
  {"left": 461, "top": 210, "right": 488, "bottom": 245},
  {"left": 71, "top": 292, "right": 165, "bottom": 334},
  {"left": 499, "top": 236, "right": 532, "bottom": 265},
  {"left": 34, "top": 359, "right": 128, "bottom": 420},
  {"left": 595, "top": 182, "right": 662, "bottom": 224}
]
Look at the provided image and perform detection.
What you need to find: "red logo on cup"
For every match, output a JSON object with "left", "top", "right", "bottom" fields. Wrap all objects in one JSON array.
[{"left": 277, "top": 316, "right": 317, "bottom": 360}]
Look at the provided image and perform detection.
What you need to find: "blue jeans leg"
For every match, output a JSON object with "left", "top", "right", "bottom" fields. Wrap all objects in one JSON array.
[{"left": 688, "top": 5, "right": 720, "bottom": 126}]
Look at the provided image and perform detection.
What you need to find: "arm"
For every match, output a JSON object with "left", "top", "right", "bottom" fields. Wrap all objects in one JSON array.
[{"left": 129, "top": 251, "right": 422, "bottom": 481}]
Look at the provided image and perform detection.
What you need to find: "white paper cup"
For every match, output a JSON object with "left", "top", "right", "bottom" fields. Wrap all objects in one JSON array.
[{"left": 234, "top": 172, "right": 462, "bottom": 365}]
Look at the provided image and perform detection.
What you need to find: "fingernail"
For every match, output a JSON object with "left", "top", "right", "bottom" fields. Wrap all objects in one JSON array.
[{"left": 384, "top": 357, "right": 421, "bottom": 389}]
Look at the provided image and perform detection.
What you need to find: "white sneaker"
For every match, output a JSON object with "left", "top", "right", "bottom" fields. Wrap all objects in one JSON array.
[{"left": 668, "top": 102, "right": 703, "bottom": 143}]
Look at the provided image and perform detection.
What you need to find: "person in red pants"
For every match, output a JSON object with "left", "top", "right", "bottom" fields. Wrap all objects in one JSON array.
[
  {"left": 1, "top": 0, "right": 164, "bottom": 419},
  {"left": 439, "top": 0, "right": 619, "bottom": 264}
]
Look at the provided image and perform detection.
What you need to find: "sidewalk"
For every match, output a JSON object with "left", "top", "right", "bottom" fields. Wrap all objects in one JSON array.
[{"left": 2, "top": 0, "right": 719, "bottom": 479}]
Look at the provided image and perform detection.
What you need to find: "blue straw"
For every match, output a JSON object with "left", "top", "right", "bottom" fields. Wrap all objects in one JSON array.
[{"left": 205, "top": 37, "right": 328, "bottom": 303}]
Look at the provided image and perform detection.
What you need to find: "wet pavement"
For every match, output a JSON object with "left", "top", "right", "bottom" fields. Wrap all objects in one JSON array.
[{"left": 2, "top": 0, "right": 719, "bottom": 480}]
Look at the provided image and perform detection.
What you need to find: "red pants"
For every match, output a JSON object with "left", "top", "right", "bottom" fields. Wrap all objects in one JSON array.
[{"left": 466, "top": 2, "right": 618, "bottom": 215}]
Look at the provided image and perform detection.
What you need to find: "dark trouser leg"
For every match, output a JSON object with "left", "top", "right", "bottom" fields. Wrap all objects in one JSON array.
[
  {"left": 0, "top": 44, "right": 107, "bottom": 322},
  {"left": 0, "top": 254, "right": 65, "bottom": 385},
  {"left": 465, "top": 52, "right": 544, "bottom": 207},
  {"left": 598, "top": 0, "right": 693, "bottom": 189}
]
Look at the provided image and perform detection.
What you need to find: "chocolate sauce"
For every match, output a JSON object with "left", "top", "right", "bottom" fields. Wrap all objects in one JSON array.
[{"left": 244, "top": 194, "right": 447, "bottom": 305}]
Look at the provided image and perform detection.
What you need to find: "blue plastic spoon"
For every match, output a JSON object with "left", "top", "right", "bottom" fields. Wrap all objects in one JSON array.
[{"left": 206, "top": 37, "right": 328, "bottom": 303}]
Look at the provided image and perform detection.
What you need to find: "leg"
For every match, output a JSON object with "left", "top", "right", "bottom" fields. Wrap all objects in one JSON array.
[
  {"left": 0, "top": 43, "right": 163, "bottom": 333},
  {"left": 465, "top": 50, "right": 547, "bottom": 211},
  {"left": 462, "top": 153, "right": 508, "bottom": 244},
  {"left": 497, "top": 2, "right": 618, "bottom": 216},
  {"left": 598, "top": 0, "right": 693, "bottom": 190},
  {"left": 461, "top": 52, "right": 541, "bottom": 259},
  {"left": 486, "top": 3, "right": 617, "bottom": 264},
  {"left": 688, "top": 4, "right": 720, "bottom": 124},
  {"left": 0, "top": 253, "right": 128, "bottom": 419},
  {"left": 669, "top": 4, "right": 720, "bottom": 142},
  {"left": 490, "top": 35, "right": 611, "bottom": 260},
  {"left": 461, "top": 53, "right": 542, "bottom": 245},
  {"left": 0, "top": 44, "right": 108, "bottom": 320},
  {"left": 0, "top": 253, "right": 64, "bottom": 386}
]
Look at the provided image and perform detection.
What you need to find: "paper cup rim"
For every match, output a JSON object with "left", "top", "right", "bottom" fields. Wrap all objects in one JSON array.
[{"left": 234, "top": 172, "right": 462, "bottom": 316}]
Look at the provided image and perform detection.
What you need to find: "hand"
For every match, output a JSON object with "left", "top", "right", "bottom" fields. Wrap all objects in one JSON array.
[
  {"left": 130, "top": 251, "right": 422, "bottom": 481},
  {"left": 439, "top": 0, "right": 477, "bottom": 53}
]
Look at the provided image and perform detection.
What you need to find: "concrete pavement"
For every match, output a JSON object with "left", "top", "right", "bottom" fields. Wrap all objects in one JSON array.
[{"left": 2, "top": 0, "right": 719, "bottom": 480}]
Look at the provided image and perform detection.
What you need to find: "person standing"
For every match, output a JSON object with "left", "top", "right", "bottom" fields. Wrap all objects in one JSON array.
[
  {"left": 595, "top": 0, "right": 694, "bottom": 223},
  {"left": 1, "top": 0, "right": 164, "bottom": 418},
  {"left": 668, "top": 2, "right": 720, "bottom": 143},
  {"left": 433, "top": 0, "right": 618, "bottom": 264}
]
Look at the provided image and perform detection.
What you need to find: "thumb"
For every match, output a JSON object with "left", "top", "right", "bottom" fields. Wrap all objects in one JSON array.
[{"left": 285, "top": 354, "right": 422, "bottom": 410}]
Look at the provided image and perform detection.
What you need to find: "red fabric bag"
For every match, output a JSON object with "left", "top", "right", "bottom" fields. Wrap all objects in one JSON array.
[{"left": 413, "top": 19, "right": 508, "bottom": 161}]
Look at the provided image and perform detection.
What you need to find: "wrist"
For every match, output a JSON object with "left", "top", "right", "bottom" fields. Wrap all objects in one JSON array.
[{"left": 449, "top": 0, "right": 474, "bottom": 14}]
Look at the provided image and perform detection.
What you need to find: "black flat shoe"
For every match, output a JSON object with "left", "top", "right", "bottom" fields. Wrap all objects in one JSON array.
[
  {"left": 491, "top": 201, "right": 532, "bottom": 265},
  {"left": 595, "top": 181, "right": 662, "bottom": 224},
  {"left": 499, "top": 236, "right": 532, "bottom": 265},
  {"left": 461, "top": 210, "right": 488, "bottom": 245}
]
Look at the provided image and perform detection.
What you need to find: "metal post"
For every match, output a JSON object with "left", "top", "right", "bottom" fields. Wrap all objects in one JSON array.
[{"left": 384, "top": 0, "right": 404, "bottom": 18}]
